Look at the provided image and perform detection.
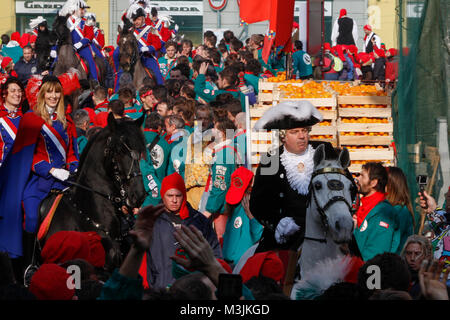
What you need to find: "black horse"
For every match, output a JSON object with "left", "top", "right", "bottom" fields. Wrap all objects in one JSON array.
[{"left": 37, "top": 114, "right": 147, "bottom": 271}]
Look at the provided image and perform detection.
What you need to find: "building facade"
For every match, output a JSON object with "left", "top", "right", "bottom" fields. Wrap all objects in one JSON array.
[{"left": 0, "top": 0, "right": 417, "bottom": 51}]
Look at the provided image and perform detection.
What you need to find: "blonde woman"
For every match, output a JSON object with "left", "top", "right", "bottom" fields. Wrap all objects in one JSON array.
[{"left": 0, "top": 75, "right": 78, "bottom": 265}]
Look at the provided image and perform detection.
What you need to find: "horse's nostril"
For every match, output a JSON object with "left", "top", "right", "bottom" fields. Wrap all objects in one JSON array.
[{"left": 335, "top": 221, "right": 341, "bottom": 231}]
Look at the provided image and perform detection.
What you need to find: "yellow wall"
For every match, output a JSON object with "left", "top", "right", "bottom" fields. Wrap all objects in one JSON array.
[
  {"left": 87, "top": 0, "right": 110, "bottom": 46},
  {"left": 368, "top": 0, "right": 398, "bottom": 49},
  {"left": 0, "top": 0, "right": 16, "bottom": 35}
]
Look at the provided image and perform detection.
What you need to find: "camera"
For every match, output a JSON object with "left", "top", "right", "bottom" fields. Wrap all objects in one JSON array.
[
  {"left": 216, "top": 273, "right": 242, "bottom": 301},
  {"left": 416, "top": 175, "right": 428, "bottom": 192}
]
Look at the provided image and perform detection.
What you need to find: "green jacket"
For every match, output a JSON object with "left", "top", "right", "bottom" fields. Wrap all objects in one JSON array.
[
  {"left": 77, "top": 135, "right": 88, "bottom": 156},
  {"left": 353, "top": 200, "right": 400, "bottom": 261},
  {"left": 222, "top": 204, "right": 263, "bottom": 265},
  {"left": 140, "top": 130, "right": 171, "bottom": 206},
  {"left": 244, "top": 73, "right": 260, "bottom": 93},
  {"left": 205, "top": 141, "right": 238, "bottom": 214},
  {"left": 393, "top": 205, "right": 414, "bottom": 255},
  {"left": 158, "top": 55, "right": 177, "bottom": 80},
  {"left": 166, "top": 130, "right": 190, "bottom": 180},
  {"left": 194, "top": 74, "right": 246, "bottom": 111}
]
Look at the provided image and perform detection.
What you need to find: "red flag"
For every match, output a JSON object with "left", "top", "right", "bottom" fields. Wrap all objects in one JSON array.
[
  {"left": 262, "top": 0, "right": 295, "bottom": 63},
  {"left": 239, "top": 0, "right": 271, "bottom": 25}
]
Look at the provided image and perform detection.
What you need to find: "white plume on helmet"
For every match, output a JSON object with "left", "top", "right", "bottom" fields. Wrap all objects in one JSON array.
[
  {"left": 29, "top": 16, "right": 46, "bottom": 29},
  {"left": 126, "top": 3, "right": 143, "bottom": 20},
  {"left": 59, "top": 0, "right": 89, "bottom": 17}
]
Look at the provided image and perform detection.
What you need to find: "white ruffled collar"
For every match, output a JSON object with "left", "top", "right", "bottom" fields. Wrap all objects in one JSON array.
[{"left": 280, "top": 145, "right": 315, "bottom": 195}]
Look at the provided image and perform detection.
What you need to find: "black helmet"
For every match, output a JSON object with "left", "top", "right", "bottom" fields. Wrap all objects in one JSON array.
[{"left": 132, "top": 7, "right": 146, "bottom": 21}]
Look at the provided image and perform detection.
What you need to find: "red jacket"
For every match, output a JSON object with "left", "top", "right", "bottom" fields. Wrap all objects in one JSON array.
[{"left": 385, "top": 60, "right": 398, "bottom": 82}]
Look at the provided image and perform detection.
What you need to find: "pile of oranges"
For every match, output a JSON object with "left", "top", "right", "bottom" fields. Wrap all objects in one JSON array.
[
  {"left": 318, "top": 120, "right": 332, "bottom": 126},
  {"left": 278, "top": 82, "right": 333, "bottom": 99},
  {"left": 341, "top": 117, "right": 390, "bottom": 124},
  {"left": 340, "top": 104, "right": 388, "bottom": 108},
  {"left": 310, "top": 135, "right": 333, "bottom": 139},
  {"left": 340, "top": 132, "right": 390, "bottom": 136},
  {"left": 327, "top": 82, "right": 387, "bottom": 96}
]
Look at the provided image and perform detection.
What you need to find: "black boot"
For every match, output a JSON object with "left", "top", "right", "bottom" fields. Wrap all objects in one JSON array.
[{"left": 22, "top": 232, "right": 38, "bottom": 273}]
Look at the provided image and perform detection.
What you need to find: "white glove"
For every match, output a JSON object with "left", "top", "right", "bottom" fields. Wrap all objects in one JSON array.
[
  {"left": 74, "top": 42, "right": 83, "bottom": 50},
  {"left": 275, "top": 217, "right": 301, "bottom": 244},
  {"left": 140, "top": 46, "right": 149, "bottom": 53},
  {"left": 50, "top": 50, "right": 57, "bottom": 58},
  {"left": 174, "top": 24, "right": 179, "bottom": 32},
  {"left": 51, "top": 168, "right": 70, "bottom": 181}
]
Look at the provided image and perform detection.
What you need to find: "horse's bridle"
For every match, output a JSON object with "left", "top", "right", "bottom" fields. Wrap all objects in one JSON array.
[
  {"left": 105, "top": 135, "right": 143, "bottom": 210},
  {"left": 305, "top": 167, "right": 356, "bottom": 243}
]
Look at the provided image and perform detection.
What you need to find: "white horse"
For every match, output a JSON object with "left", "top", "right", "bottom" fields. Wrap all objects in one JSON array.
[{"left": 291, "top": 145, "right": 356, "bottom": 299}]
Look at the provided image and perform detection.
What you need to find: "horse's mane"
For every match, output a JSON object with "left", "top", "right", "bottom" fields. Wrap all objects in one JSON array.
[{"left": 78, "top": 119, "right": 146, "bottom": 170}]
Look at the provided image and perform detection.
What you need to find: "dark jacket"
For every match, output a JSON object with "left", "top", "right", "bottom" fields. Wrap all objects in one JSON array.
[
  {"left": 14, "top": 56, "right": 39, "bottom": 86},
  {"left": 250, "top": 141, "right": 337, "bottom": 252},
  {"left": 337, "top": 17, "right": 356, "bottom": 45},
  {"left": 146, "top": 202, "right": 222, "bottom": 290}
]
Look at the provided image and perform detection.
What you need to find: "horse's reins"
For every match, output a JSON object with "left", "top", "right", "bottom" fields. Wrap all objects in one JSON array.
[{"left": 304, "top": 167, "right": 355, "bottom": 244}]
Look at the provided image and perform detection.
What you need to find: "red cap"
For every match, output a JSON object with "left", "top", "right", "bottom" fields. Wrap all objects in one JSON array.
[
  {"left": 20, "top": 33, "right": 30, "bottom": 48},
  {"left": 29, "top": 264, "right": 75, "bottom": 300},
  {"left": 239, "top": 251, "right": 285, "bottom": 283},
  {"left": 374, "top": 48, "right": 385, "bottom": 58},
  {"left": 323, "top": 42, "right": 331, "bottom": 51},
  {"left": 225, "top": 167, "right": 254, "bottom": 205},
  {"left": 11, "top": 31, "right": 21, "bottom": 43},
  {"left": 82, "top": 231, "right": 106, "bottom": 268},
  {"left": 161, "top": 172, "right": 189, "bottom": 219},
  {"left": 1, "top": 57, "right": 13, "bottom": 70},
  {"left": 364, "top": 24, "right": 372, "bottom": 32},
  {"left": 347, "top": 45, "right": 358, "bottom": 55},
  {"left": 339, "top": 9, "right": 347, "bottom": 18},
  {"left": 41, "top": 231, "right": 91, "bottom": 265},
  {"left": 30, "top": 35, "right": 37, "bottom": 43},
  {"left": 292, "top": 22, "right": 299, "bottom": 29},
  {"left": 388, "top": 48, "right": 398, "bottom": 57}
]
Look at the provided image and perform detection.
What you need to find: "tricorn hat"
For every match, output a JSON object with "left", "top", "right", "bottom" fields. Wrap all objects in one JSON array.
[{"left": 254, "top": 100, "right": 323, "bottom": 130}]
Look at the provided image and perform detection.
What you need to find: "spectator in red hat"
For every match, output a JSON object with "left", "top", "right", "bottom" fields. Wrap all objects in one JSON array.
[
  {"left": 358, "top": 52, "right": 374, "bottom": 81},
  {"left": 385, "top": 48, "right": 399, "bottom": 84},
  {"left": 1, "top": 56, "right": 18, "bottom": 78},
  {"left": 363, "top": 24, "right": 381, "bottom": 54},
  {"left": 140, "top": 172, "right": 222, "bottom": 290},
  {"left": 331, "top": 8, "right": 358, "bottom": 46},
  {"left": 373, "top": 48, "right": 386, "bottom": 81},
  {"left": 320, "top": 43, "right": 339, "bottom": 80},
  {"left": 222, "top": 167, "right": 263, "bottom": 267},
  {"left": 29, "top": 263, "right": 77, "bottom": 300}
]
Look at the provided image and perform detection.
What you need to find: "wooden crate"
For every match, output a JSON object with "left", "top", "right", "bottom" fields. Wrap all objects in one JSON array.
[
  {"left": 337, "top": 95, "right": 391, "bottom": 106},
  {"left": 348, "top": 160, "right": 395, "bottom": 174},
  {"left": 337, "top": 119, "right": 393, "bottom": 133}
]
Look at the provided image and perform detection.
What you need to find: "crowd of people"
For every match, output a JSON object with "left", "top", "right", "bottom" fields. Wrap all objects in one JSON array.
[{"left": 0, "top": 0, "right": 447, "bottom": 302}]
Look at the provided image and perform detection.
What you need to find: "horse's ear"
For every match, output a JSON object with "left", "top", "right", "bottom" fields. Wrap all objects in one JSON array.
[
  {"left": 135, "top": 113, "right": 145, "bottom": 128},
  {"left": 313, "top": 144, "right": 326, "bottom": 167},
  {"left": 107, "top": 112, "right": 117, "bottom": 131},
  {"left": 338, "top": 147, "right": 351, "bottom": 169}
]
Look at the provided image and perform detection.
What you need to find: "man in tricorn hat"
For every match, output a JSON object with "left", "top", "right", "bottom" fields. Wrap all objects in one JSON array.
[{"left": 250, "top": 100, "right": 337, "bottom": 253}]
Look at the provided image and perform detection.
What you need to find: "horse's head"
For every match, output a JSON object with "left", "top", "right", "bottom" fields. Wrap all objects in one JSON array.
[
  {"left": 310, "top": 145, "right": 356, "bottom": 244},
  {"left": 104, "top": 113, "right": 147, "bottom": 210},
  {"left": 52, "top": 14, "right": 71, "bottom": 45},
  {"left": 118, "top": 22, "right": 138, "bottom": 73}
]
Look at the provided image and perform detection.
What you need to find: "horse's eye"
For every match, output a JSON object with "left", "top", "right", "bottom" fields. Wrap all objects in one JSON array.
[
  {"left": 314, "top": 181, "right": 322, "bottom": 190},
  {"left": 131, "top": 151, "right": 140, "bottom": 161}
]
